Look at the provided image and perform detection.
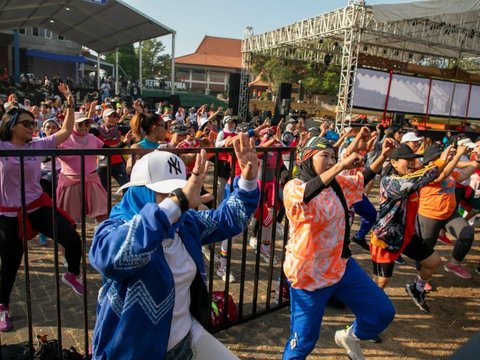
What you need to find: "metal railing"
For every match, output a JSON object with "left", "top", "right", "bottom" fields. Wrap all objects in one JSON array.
[{"left": 0, "top": 145, "right": 296, "bottom": 359}]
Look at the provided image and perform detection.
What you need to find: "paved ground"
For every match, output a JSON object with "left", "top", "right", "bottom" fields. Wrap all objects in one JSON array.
[{"left": 1, "top": 184, "right": 480, "bottom": 359}]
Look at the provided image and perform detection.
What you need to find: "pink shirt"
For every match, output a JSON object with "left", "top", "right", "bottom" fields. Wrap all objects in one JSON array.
[
  {"left": 0, "top": 136, "right": 57, "bottom": 217},
  {"left": 58, "top": 133, "right": 104, "bottom": 176}
]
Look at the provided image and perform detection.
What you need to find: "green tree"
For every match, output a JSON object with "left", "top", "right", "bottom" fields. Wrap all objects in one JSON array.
[
  {"left": 104, "top": 39, "right": 171, "bottom": 81},
  {"left": 140, "top": 39, "right": 172, "bottom": 80},
  {"left": 251, "top": 55, "right": 340, "bottom": 98},
  {"left": 105, "top": 44, "right": 138, "bottom": 80}
]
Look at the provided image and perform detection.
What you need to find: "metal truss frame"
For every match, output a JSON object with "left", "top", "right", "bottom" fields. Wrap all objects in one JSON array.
[{"left": 241, "top": 0, "right": 480, "bottom": 128}]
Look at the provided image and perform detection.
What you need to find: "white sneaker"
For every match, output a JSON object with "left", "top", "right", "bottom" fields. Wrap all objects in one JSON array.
[
  {"left": 249, "top": 237, "right": 258, "bottom": 249},
  {"left": 334, "top": 327, "right": 365, "bottom": 360},
  {"left": 259, "top": 245, "right": 278, "bottom": 266},
  {"left": 215, "top": 267, "right": 237, "bottom": 283}
]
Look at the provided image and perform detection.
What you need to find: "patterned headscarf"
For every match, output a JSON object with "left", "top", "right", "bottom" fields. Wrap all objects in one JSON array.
[
  {"left": 297, "top": 136, "right": 334, "bottom": 182},
  {"left": 299, "top": 136, "right": 333, "bottom": 162}
]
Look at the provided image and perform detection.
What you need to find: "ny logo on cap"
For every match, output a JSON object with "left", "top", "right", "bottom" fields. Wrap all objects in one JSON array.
[{"left": 167, "top": 157, "right": 182, "bottom": 175}]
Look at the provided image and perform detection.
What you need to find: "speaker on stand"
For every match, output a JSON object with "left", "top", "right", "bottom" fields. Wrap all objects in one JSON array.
[
  {"left": 274, "top": 82, "right": 292, "bottom": 124},
  {"left": 393, "top": 112, "right": 405, "bottom": 127},
  {"left": 228, "top": 73, "right": 241, "bottom": 116}
]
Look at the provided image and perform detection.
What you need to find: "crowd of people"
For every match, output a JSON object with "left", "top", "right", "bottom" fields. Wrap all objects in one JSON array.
[{"left": 1, "top": 87, "right": 480, "bottom": 359}]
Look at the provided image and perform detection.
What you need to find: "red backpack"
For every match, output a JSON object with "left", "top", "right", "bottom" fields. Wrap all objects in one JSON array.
[{"left": 209, "top": 291, "right": 237, "bottom": 328}]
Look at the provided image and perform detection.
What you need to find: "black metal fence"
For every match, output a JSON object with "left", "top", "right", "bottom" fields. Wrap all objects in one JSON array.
[{"left": 0, "top": 145, "right": 296, "bottom": 359}]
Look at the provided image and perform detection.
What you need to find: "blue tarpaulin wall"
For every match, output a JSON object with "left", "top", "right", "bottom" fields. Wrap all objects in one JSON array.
[{"left": 26, "top": 50, "right": 87, "bottom": 63}]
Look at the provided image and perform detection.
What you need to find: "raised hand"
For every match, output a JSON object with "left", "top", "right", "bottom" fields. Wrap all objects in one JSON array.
[
  {"left": 358, "top": 126, "right": 370, "bottom": 138},
  {"left": 233, "top": 132, "right": 258, "bottom": 181},
  {"left": 90, "top": 99, "right": 98, "bottom": 107},
  {"left": 181, "top": 149, "right": 213, "bottom": 209},
  {"left": 341, "top": 151, "right": 364, "bottom": 170},
  {"left": 58, "top": 83, "right": 72, "bottom": 99},
  {"left": 381, "top": 137, "right": 397, "bottom": 157},
  {"left": 456, "top": 145, "right": 468, "bottom": 157},
  {"left": 440, "top": 145, "right": 455, "bottom": 162},
  {"left": 124, "top": 129, "right": 134, "bottom": 144}
]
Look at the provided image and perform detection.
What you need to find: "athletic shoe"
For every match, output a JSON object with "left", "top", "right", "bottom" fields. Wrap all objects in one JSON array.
[
  {"left": 215, "top": 267, "right": 236, "bottom": 283},
  {"left": 0, "top": 304, "right": 12, "bottom": 332},
  {"left": 249, "top": 237, "right": 258, "bottom": 249},
  {"left": 444, "top": 262, "right": 472, "bottom": 279},
  {"left": 201, "top": 245, "right": 220, "bottom": 263},
  {"left": 367, "top": 335, "right": 382, "bottom": 343},
  {"left": 259, "top": 245, "right": 278, "bottom": 265},
  {"left": 437, "top": 234, "right": 453, "bottom": 245},
  {"left": 423, "top": 281, "right": 433, "bottom": 292},
  {"left": 405, "top": 283, "right": 429, "bottom": 313},
  {"left": 334, "top": 327, "right": 365, "bottom": 360},
  {"left": 62, "top": 272, "right": 85, "bottom": 296},
  {"left": 395, "top": 255, "right": 407, "bottom": 265},
  {"left": 351, "top": 235, "right": 370, "bottom": 252}
]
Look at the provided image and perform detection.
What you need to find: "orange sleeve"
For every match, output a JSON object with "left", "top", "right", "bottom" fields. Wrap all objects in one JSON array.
[
  {"left": 283, "top": 179, "right": 313, "bottom": 224},
  {"left": 336, "top": 173, "right": 364, "bottom": 208}
]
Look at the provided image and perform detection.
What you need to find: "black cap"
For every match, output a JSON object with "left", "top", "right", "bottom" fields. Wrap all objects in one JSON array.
[
  {"left": 170, "top": 124, "right": 188, "bottom": 135},
  {"left": 389, "top": 143, "right": 422, "bottom": 160},
  {"left": 422, "top": 144, "right": 443, "bottom": 164}
]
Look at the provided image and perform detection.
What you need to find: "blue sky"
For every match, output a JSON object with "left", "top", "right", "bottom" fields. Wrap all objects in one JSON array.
[{"left": 125, "top": 0, "right": 406, "bottom": 56}]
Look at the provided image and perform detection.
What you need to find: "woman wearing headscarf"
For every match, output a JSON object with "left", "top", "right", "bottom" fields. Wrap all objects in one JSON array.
[
  {"left": 89, "top": 133, "right": 259, "bottom": 360},
  {"left": 282, "top": 136, "right": 396, "bottom": 360}
]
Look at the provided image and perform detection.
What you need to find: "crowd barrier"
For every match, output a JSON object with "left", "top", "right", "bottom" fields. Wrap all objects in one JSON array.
[{"left": 0, "top": 145, "right": 296, "bottom": 358}]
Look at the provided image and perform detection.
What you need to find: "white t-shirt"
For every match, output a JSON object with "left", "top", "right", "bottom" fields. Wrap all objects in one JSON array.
[{"left": 163, "top": 232, "right": 196, "bottom": 351}]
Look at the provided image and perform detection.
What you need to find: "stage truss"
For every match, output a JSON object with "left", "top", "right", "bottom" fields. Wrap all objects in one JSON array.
[{"left": 240, "top": 0, "right": 480, "bottom": 129}]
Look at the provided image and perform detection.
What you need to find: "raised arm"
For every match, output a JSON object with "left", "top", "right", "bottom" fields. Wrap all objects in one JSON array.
[
  {"left": 86, "top": 100, "right": 97, "bottom": 120},
  {"left": 54, "top": 84, "right": 74, "bottom": 146},
  {"left": 434, "top": 145, "right": 465, "bottom": 183},
  {"left": 344, "top": 126, "right": 370, "bottom": 157}
]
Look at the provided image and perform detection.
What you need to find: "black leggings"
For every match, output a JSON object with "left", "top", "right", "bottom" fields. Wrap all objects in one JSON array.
[
  {"left": 417, "top": 212, "right": 474, "bottom": 262},
  {"left": 0, "top": 206, "right": 82, "bottom": 307}
]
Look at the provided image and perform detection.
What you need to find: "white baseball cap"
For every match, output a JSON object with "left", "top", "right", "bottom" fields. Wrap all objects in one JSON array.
[
  {"left": 457, "top": 138, "right": 476, "bottom": 149},
  {"left": 117, "top": 151, "right": 187, "bottom": 194},
  {"left": 103, "top": 108, "right": 117, "bottom": 119},
  {"left": 401, "top": 132, "right": 423, "bottom": 143}
]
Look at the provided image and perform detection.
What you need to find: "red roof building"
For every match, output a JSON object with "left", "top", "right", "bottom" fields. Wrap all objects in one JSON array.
[{"left": 175, "top": 36, "right": 241, "bottom": 94}]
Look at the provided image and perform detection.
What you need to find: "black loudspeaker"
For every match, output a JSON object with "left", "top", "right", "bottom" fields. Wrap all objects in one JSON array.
[
  {"left": 393, "top": 112, "right": 405, "bottom": 127},
  {"left": 168, "top": 95, "right": 180, "bottom": 107},
  {"left": 167, "top": 94, "right": 180, "bottom": 114},
  {"left": 228, "top": 73, "right": 241, "bottom": 115},
  {"left": 275, "top": 83, "right": 292, "bottom": 117}
]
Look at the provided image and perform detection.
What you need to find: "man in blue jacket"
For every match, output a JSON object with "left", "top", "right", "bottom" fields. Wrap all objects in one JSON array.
[{"left": 89, "top": 133, "right": 259, "bottom": 360}]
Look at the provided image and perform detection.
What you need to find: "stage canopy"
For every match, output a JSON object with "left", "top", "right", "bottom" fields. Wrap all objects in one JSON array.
[
  {"left": 0, "top": 0, "right": 175, "bottom": 54},
  {"left": 241, "top": 0, "right": 480, "bottom": 125}
]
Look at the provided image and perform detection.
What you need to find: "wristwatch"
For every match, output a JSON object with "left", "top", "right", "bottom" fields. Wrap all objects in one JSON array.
[{"left": 169, "top": 188, "right": 189, "bottom": 213}]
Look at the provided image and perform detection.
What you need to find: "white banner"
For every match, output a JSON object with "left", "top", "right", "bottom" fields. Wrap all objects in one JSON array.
[{"left": 352, "top": 68, "right": 480, "bottom": 119}]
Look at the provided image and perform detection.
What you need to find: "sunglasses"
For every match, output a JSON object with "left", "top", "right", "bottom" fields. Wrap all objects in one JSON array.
[
  {"left": 17, "top": 120, "right": 36, "bottom": 128},
  {"left": 156, "top": 122, "right": 165, "bottom": 128},
  {"left": 76, "top": 120, "right": 91, "bottom": 128}
]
